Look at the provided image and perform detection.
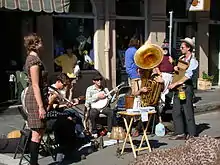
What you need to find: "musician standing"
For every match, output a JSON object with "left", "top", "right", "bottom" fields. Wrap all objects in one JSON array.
[
  {"left": 85, "top": 73, "right": 116, "bottom": 137},
  {"left": 169, "top": 37, "right": 198, "bottom": 140},
  {"left": 125, "top": 37, "right": 141, "bottom": 95},
  {"left": 155, "top": 44, "right": 174, "bottom": 107}
]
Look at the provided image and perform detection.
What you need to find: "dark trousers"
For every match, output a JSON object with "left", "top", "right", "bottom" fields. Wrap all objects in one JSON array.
[
  {"left": 172, "top": 85, "right": 196, "bottom": 136},
  {"left": 90, "top": 108, "right": 115, "bottom": 133}
]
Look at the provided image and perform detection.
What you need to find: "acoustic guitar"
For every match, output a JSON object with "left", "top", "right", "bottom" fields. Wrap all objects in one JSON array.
[
  {"left": 90, "top": 82, "right": 125, "bottom": 110},
  {"left": 48, "top": 86, "right": 85, "bottom": 106}
]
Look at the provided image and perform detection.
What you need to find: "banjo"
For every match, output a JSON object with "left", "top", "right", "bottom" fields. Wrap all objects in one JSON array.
[{"left": 90, "top": 82, "right": 125, "bottom": 110}]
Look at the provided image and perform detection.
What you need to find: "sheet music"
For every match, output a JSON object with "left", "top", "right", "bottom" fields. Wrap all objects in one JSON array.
[{"left": 141, "top": 111, "right": 148, "bottom": 122}]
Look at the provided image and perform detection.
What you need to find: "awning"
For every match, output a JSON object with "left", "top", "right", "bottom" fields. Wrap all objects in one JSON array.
[{"left": 0, "top": 0, "right": 70, "bottom": 13}]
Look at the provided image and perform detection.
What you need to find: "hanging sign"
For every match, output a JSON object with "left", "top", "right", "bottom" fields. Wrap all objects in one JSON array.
[{"left": 186, "top": 0, "right": 210, "bottom": 11}]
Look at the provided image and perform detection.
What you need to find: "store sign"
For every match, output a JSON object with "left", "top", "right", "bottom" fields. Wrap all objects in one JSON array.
[{"left": 186, "top": 0, "right": 210, "bottom": 11}]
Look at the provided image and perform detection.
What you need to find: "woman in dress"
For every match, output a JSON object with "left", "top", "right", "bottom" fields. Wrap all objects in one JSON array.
[{"left": 24, "top": 33, "right": 48, "bottom": 165}]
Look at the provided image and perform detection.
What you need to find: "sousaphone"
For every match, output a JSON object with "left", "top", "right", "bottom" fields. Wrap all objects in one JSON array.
[{"left": 134, "top": 42, "right": 164, "bottom": 107}]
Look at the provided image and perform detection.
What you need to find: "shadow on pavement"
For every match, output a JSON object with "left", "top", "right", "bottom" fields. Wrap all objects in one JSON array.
[
  {"left": 122, "top": 139, "right": 167, "bottom": 154},
  {"left": 196, "top": 123, "right": 210, "bottom": 135},
  {"left": 193, "top": 96, "right": 202, "bottom": 103}
]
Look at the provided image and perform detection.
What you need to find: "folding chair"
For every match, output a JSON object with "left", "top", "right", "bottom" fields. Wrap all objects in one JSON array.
[
  {"left": 14, "top": 106, "right": 56, "bottom": 164},
  {"left": 13, "top": 128, "right": 31, "bottom": 165}
]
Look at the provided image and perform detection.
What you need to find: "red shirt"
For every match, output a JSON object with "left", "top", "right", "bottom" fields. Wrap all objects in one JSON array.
[{"left": 158, "top": 56, "right": 174, "bottom": 73}]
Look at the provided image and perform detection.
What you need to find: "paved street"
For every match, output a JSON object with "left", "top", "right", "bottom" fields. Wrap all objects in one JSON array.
[{"left": 0, "top": 108, "right": 220, "bottom": 165}]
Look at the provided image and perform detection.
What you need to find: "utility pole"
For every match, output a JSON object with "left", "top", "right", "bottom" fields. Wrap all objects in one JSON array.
[{"left": 168, "top": 11, "right": 173, "bottom": 54}]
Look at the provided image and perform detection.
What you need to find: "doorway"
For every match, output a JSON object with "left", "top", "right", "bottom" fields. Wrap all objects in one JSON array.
[
  {"left": 0, "top": 10, "right": 23, "bottom": 103},
  {"left": 115, "top": 19, "right": 145, "bottom": 85},
  {"left": 209, "top": 24, "right": 220, "bottom": 85}
]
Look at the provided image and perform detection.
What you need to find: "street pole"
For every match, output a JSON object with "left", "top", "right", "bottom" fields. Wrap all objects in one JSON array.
[{"left": 168, "top": 11, "right": 173, "bottom": 54}]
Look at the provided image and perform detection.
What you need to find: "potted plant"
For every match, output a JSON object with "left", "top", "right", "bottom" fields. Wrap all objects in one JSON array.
[{"left": 197, "top": 71, "right": 214, "bottom": 90}]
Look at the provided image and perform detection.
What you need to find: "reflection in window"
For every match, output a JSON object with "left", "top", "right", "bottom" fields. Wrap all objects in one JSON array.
[
  {"left": 53, "top": 17, "right": 94, "bottom": 71},
  {"left": 116, "top": 0, "right": 144, "bottom": 16}
]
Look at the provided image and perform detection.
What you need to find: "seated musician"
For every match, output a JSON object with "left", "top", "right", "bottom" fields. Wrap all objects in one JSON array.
[
  {"left": 47, "top": 73, "right": 84, "bottom": 133},
  {"left": 47, "top": 73, "right": 86, "bottom": 162},
  {"left": 85, "top": 73, "right": 116, "bottom": 138},
  {"left": 48, "top": 73, "right": 79, "bottom": 111}
]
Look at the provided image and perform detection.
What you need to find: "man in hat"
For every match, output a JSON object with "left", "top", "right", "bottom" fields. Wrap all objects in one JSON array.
[
  {"left": 168, "top": 37, "right": 198, "bottom": 140},
  {"left": 85, "top": 73, "right": 116, "bottom": 137}
]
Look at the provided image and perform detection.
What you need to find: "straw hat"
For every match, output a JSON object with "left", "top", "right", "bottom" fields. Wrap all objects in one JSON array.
[{"left": 180, "top": 37, "right": 195, "bottom": 48}]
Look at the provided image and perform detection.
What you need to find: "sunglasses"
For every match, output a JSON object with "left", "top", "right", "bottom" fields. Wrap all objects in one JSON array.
[{"left": 180, "top": 46, "right": 186, "bottom": 49}]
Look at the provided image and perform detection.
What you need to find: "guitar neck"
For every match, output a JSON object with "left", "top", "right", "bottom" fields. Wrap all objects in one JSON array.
[{"left": 104, "top": 82, "right": 125, "bottom": 96}]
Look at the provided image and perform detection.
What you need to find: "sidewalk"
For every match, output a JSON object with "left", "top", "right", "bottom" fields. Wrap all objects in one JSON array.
[
  {"left": 0, "top": 87, "right": 220, "bottom": 165},
  {"left": 1, "top": 86, "right": 220, "bottom": 115},
  {"left": 193, "top": 87, "right": 220, "bottom": 113},
  {"left": 0, "top": 110, "right": 220, "bottom": 165}
]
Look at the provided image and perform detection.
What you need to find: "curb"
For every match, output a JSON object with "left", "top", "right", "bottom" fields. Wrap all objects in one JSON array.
[{"left": 194, "top": 102, "right": 220, "bottom": 114}]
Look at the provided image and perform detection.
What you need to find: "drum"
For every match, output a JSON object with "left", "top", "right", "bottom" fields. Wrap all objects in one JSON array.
[{"left": 125, "top": 95, "right": 135, "bottom": 109}]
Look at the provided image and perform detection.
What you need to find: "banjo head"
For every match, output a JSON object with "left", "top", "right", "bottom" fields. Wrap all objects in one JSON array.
[{"left": 91, "top": 98, "right": 108, "bottom": 109}]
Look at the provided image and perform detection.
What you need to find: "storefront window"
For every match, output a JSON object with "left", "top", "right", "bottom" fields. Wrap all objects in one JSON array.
[
  {"left": 116, "top": 0, "right": 144, "bottom": 17},
  {"left": 166, "top": 0, "right": 188, "bottom": 18},
  {"left": 210, "top": 0, "right": 220, "bottom": 20},
  {"left": 69, "top": 0, "right": 93, "bottom": 13},
  {"left": 53, "top": 17, "right": 94, "bottom": 71}
]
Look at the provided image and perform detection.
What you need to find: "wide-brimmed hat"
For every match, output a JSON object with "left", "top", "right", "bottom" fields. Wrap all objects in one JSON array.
[{"left": 180, "top": 37, "right": 195, "bottom": 48}]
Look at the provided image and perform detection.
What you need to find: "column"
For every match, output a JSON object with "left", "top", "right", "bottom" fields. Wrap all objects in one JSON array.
[
  {"left": 147, "top": 0, "right": 166, "bottom": 45},
  {"left": 196, "top": 12, "right": 209, "bottom": 78},
  {"left": 36, "top": 15, "right": 54, "bottom": 76},
  {"left": 93, "top": 0, "right": 105, "bottom": 78},
  {"left": 109, "top": 0, "right": 116, "bottom": 88}
]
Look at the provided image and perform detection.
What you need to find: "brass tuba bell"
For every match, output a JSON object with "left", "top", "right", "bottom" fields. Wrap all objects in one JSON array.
[
  {"left": 134, "top": 42, "right": 163, "bottom": 69},
  {"left": 134, "top": 42, "right": 164, "bottom": 107}
]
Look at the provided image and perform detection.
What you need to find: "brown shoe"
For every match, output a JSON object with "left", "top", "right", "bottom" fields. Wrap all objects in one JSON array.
[{"left": 169, "top": 134, "right": 186, "bottom": 140}]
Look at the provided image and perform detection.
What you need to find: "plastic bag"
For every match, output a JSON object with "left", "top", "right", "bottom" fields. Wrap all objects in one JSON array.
[{"left": 155, "top": 123, "right": 165, "bottom": 137}]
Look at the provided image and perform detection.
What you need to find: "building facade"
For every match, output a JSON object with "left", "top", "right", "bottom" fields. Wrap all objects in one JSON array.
[
  {"left": 36, "top": 0, "right": 168, "bottom": 95},
  {"left": 1, "top": 0, "right": 220, "bottom": 101}
]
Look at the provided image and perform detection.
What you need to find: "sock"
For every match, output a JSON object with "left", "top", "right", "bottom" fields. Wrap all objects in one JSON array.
[{"left": 29, "top": 141, "right": 40, "bottom": 165}]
